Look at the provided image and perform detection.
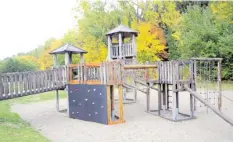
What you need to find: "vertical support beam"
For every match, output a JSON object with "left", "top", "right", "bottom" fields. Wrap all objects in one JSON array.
[
  {"left": 107, "top": 35, "right": 112, "bottom": 60},
  {"left": 118, "top": 85, "right": 124, "bottom": 122},
  {"left": 65, "top": 52, "right": 72, "bottom": 116},
  {"left": 52, "top": 54, "right": 58, "bottom": 67},
  {"left": 110, "top": 85, "right": 114, "bottom": 119},
  {"left": 134, "top": 79, "right": 137, "bottom": 102},
  {"left": 106, "top": 85, "right": 111, "bottom": 124},
  {"left": 162, "top": 84, "right": 166, "bottom": 111},
  {"left": 69, "top": 53, "right": 72, "bottom": 64},
  {"left": 218, "top": 60, "right": 222, "bottom": 111},
  {"left": 193, "top": 60, "right": 197, "bottom": 111},
  {"left": 65, "top": 52, "right": 70, "bottom": 65},
  {"left": 172, "top": 85, "right": 177, "bottom": 121},
  {"left": 146, "top": 82, "right": 150, "bottom": 112},
  {"left": 80, "top": 53, "right": 84, "bottom": 63},
  {"left": 167, "top": 84, "right": 170, "bottom": 109},
  {"left": 56, "top": 89, "right": 59, "bottom": 112},
  {"left": 176, "top": 85, "right": 179, "bottom": 114},
  {"left": 158, "top": 84, "right": 161, "bottom": 115},
  {"left": 118, "top": 33, "right": 122, "bottom": 59},
  {"left": 190, "top": 60, "right": 195, "bottom": 117},
  {"left": 132, "top": 34, "right": 136, "bottom": 58},
  {"left": 122, "top": 35, "right": 125, "bottom": 59},
  {"left": 172, "top": 62, "right": 178, "bottom": 121},
  {"left": 190, "top": 84, "right": 194, "bottom": 117}
]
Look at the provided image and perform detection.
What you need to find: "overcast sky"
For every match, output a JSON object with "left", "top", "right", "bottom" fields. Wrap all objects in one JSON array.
[{"left": 0, "top": 0, "right": 77, "bottom": 59}]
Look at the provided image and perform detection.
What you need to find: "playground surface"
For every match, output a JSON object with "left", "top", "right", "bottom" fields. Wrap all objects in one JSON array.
[{"left": 11, "top": 89, "right": 233, "bottom": 142}]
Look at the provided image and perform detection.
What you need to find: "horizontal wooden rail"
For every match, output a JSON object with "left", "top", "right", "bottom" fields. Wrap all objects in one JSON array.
[
  {"left": 191, "top": 58, "right": 222, "bottom": 61},
  {"left": 123, "top": 64, "right": 157, "bottom": 69}
]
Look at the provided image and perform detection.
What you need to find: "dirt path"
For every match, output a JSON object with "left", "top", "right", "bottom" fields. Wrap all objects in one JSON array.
[{"left": 11, "top": 90, "right": 233, "bottom": 142}]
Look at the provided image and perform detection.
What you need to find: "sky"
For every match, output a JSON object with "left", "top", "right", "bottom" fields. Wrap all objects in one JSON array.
[{"left": 0, "top": 0, "right": 77, "bottom": 59}]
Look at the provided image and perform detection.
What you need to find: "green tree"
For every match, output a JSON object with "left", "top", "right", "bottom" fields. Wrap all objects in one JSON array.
[
  {"left": 176, "top": 5, "right": 233, "bottom": 80},
  {"left": 0, "top": 58, "right": 37, "bottom": 73}
]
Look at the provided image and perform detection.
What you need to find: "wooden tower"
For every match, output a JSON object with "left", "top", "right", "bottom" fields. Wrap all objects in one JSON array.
[{"left": 106, "top": 25, "right": 138, "bottom": 64}]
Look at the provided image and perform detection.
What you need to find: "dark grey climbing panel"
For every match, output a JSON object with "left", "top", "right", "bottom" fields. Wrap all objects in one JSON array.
[{"left": 68, "top": 84, "right": 108, "bottom": 124}]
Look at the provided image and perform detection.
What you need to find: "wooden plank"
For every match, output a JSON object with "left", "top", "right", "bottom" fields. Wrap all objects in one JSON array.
[
  {"left": 185, "top": 86, "right": 232, "bottom": 126},
  {"left": 0, "top": 75, "right": 4, "bottom": 99},
  {"left": 146, "top": 83, "right": 150, "bottom": 112},
  {"left": 56, "top": 89, "right": 59, "bottom": 111},
  {"left": 158, "top": 84, "right": 161, "bottom": 115},
  {"left": 15, "top": 74, "right": 19, "bottom": 97},
  {"left": 106, "top": 85, "right": 111, "bottom": 124},
  {"left": 124, "top": 64, "right": 157, "bottom": 69}
]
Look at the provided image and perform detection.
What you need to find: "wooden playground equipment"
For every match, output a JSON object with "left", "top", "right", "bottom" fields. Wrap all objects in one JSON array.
[{"left": 0, "top": 25, "right": 232, "bottom": 126}]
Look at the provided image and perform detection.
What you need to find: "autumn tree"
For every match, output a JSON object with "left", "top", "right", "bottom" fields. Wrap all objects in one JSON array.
[{"left": 38, "top": 40, "right": 63, "bottom": 70}]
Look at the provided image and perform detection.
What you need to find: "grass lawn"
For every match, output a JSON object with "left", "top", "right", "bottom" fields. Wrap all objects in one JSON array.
[{"left": 0, "top": 91, "right": 66, "bottom": 142}]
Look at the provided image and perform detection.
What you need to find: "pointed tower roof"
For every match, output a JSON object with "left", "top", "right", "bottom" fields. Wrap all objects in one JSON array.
[
  {"left": 106, "top": 24, "right": 138, "bottom": 36},
  {"left": 49, "top": 43, "right": 87, "bottom": 54}
]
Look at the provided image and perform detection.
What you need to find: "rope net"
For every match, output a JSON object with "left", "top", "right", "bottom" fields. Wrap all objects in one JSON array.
[{"left": 194, "top": 59, "right": 221, "bottom": 112}]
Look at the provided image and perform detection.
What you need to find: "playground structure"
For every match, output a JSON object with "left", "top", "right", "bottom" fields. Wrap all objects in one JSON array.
[{"left": 0, "top": 25, "right": 232, "bottom": 126}]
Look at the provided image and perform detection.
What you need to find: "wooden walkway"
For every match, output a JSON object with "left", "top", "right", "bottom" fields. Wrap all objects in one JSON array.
[{"left": 0, "top": 66, "right": 67, "bottom": 100}]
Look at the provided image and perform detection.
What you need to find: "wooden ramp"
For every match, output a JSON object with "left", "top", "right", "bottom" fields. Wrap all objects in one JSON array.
[
  {"left": 184, "top": 86, "right": 233, "bottom": 126},
  {"left": 0, "top": 66, "right": 67, "bottom": 100}
]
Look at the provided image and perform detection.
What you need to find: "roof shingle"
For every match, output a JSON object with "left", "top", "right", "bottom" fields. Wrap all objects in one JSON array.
[
  {"left": 49, "top": 44, "right": 87, "bottom": 54},
  {"left": 106, "top": 24, "right": 138, "bottom": 36}
]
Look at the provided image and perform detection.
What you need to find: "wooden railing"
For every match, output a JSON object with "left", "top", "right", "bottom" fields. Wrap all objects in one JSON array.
[
  {"left": 111, "top": 43, "right": 135, "bottom": 58},
  {"left": 68, "top": 61, "right": 123, "bottom": 85},
  {"left": 0, "top": 66, "right": 67, "bottom": 100}
]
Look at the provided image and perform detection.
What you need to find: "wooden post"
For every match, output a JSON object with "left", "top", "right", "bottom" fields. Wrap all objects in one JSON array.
[
  {"left": 193, "top": 60, "right": 197, "bottom": 111},
  {"left": 190, "top": 60, "right": 195, "bottom": 117},
  {"left": 53, "top": 54, "right": 58, "bottom": 67},
  {"left": 146, "top": 82, "right": 150, "bottom": 112},
  {"left": 176, "top": 85, "right": 179, "bottom": 115},
  {"left": 56, "top": 89, "right": 59, "bottom": 112},
  {"left": 162, "top": 84, "right": 166, "bottom": 111},
  {"left": 107, "top": 35, "right": 112, "bottom": 60},
  {"left": 80, "top": 53, "right": 84, "bottom": 63},
  {"left": 132, "top": 34, "right": 136, "bottom": 58},
  {"left": 167, "top": 84, "right": 170, "bottom": 109},
  {"left": 110, "top": 85, "right": 114, "bottom": 119},
  {"left": 118, "top": 85, "right": 124, "bottom": 122},
  {"left": 65, "top": 53, "right": 70, "bottom": 65},
  {"left": 158, "top": 84, "right": 161, "bottom": 115},
  {"left": 134, "top": 79, "right": 137, "bottom": 102},
  {"left": 190, "top": 84, "right": 194, "bottom": 117},
  {"left": 172, "top": 62, "right": 178, "bottom": 121},
  {"left": 118, "top": 33, "right": 122, "bottom": 59},
  {"left": 218, "top": 60, "right": 222, "bottom": 111},
  {"left": 65, "top": 52, "right": 72, "bottom": 116}
]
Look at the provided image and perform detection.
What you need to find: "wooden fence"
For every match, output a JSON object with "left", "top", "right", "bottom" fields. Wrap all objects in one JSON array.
[{"left": 0, "top": 66, "right": 67, "bottom": 100}]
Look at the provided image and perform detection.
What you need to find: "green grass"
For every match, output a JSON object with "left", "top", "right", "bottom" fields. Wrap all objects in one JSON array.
[
  {"left": 0, "top": 90, "right": 67, "bottom": 142},
  {"left": 222, "top": 81, "right": 233, "bottom": 90},
  {"left": 196, "top": 81, "right": 233, "bottom": 90}
]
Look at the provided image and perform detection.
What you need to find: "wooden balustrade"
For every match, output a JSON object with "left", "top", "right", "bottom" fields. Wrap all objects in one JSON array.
[
  {"left": 0, "top": 66, "right": 67, "bottom": 100},
  {"left": 111, "top": 43, "right": 135, "bottom": 58}
]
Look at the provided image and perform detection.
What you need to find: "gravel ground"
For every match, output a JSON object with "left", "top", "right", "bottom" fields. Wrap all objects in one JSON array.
[{"left": 11, "top": 89, "right": 233, "bottom": 142}]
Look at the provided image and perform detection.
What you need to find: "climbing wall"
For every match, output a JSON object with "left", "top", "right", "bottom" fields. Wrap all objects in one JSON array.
[{"left": 68, "top": 84, "right": 108, "bottom": 124}]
